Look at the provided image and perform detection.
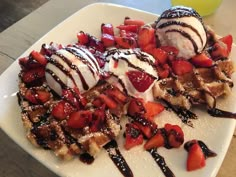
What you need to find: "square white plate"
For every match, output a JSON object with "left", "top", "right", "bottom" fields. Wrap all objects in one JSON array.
[{"left": 0, "top": 3, "right": 235, "bottom": 177}]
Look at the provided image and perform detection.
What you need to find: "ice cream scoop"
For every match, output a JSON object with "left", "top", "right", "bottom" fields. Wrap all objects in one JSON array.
[
  {"left": 45, "top": 45, "right": 100, "bottom": 96},
  {"left": 105, "top": 48, "right": 158, "bottom": 101},
  {"left": 155, "top": 6, "right": 207, "bottom": 59}
]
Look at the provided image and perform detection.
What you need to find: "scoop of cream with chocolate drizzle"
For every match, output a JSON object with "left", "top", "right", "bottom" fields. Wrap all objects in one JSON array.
[{"left": 155, "top": 6, "right": 207, "bottom": 59}]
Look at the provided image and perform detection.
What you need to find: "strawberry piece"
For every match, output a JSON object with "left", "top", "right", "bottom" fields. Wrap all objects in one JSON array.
[
  {"left": 126, "top": 70, "right": 155, "bottom": 92},
  {"left": 92, "top": 98, "right": 104, "bottom": 108},
  {"left": 88, "top": 35, "right": 105, "bottom": 52},
  {"left": 51, "top": 101, "right": 76, "bottom": 120},
  {"left": 210, "top": 42, "right": 229, "bottom": 59},
  {"left": 127, "top": 98, "right": 145, "bottom": 117},
  {"left": 186, "top": 143, "right": 206, "bottom": 171},
  {"left": 61, "top": 89, "right": 83, "bottom": 109},
  {"left": 152, "top": 48, "right": 168, "bottom": 65},
  {"left": 19, "top": 57, "right": 42, "bottom": 70},
  {"left": 21, "top": 67, "right": 45, "bottom": 83},
  {"left": 171, "top": 60, "right": 193, "bottom": 76},
  {"left": 191, "top": 53, "right": 213, "bottom": 67},
  {"left": 106, "top": 87, "right": 128, "bottom": 103},
  {"left": 138, "top": 26, "right": 155, "bottom": 49},
  {"left": 124, "top": 123, "right": 143, "bottom": 150},
  {"left": 120, "top": 30, "right": 138, "bottom": 39},
  {"left": 30, "top": 50, "right": 47, "bottom": 65},
  {"left": 124, "top": 17, "right": 145, "bottom": 27},
  {"left": 142, "top": 43, "right": 156, "bottom": 54},
  {"left": 144, "top": 101, "right": 164, "bottom": 120},
  {"left": 99, "top": 94, "right": 117, "bottom": 109},
  {"left": 117, "top": 25, "right": 139, "bottom": 33},
  {"left": 90, "top": 108, "right": 105, "bottom": 132},
  {"left": 115, "top": 36, "right": 137, "bottom": 49},
  {"left": 144, "top": 131, "right": 165, "bottom": 150},
  {"left": 25, "top": 89, "right": 50, "bottom": 104},
  {"left": 164, "top": 124, "right": 184, "bottom": 148},
  {"left": 156, "top": 66, "right": 170, "bottom": 79},
  {"left": 101, "top": 23, "right": 114, "bottom": 36},
  {"left": 159, "top": 46, "right": 179, "bottom": 56},
  {"left": 67, "top": 110, "right": 93, "bottom": 129},
  {"left": 101, "top": 33, "right": 115, "bottom": 47},
  {"left": 219, "top": 34, "right": 233, "bottom": 54},
  {"left": 77, "top": 31, "right": 89, "bottom": 45}
]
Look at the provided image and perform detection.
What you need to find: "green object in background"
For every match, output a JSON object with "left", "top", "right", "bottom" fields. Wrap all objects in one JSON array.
[{"left": 171, "top": 0, "right": 222, "bottom": 16}]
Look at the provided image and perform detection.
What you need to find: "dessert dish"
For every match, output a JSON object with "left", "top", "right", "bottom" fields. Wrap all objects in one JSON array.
[{"left": 16, "top": 5, "right": 235, "bottom": 177}]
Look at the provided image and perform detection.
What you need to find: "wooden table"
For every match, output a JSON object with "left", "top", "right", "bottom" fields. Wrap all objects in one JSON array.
[{"left": 0, "top": 0, "right": 235, "bottom": 176}]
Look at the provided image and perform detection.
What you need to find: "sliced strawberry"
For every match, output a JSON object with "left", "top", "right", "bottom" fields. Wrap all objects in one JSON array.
[
  {"left": 115, "top": 36, "right": 137, "bottom": 49},
  {"left": 101, "top": 33, "right": 115, "bottom": 47},
  {"left": 19, "top": 57, "right": 42, "bottom": 70},
  {"left": 124, "top": 123, "right": 144, "bottom": 150},
  {"left": 124, "top": 17, "right": 145, "bottom": 27},
  {"left": 21, "top": 67, "right": 45, "bottom": 83},
  {"left": 142, "top": 43, "right": 156, "bottom": 54},
  {"left": 186, "top": 143, "right": 206, "bottom": 171},
  {"left": 105, "top": 87, "right": 128, "bottom": 103},
  {"left": 67, "top": 110, "right": 93, "bottom": 129},
  {"left": 90, "top": 108, "right": 105, "bottom": 132},
  {"left": 61, "top": 89, "right": 82, "bottom": 109},
  {"left": 152, "top": 48, "right": 168, "bottom": 65},
  {"left": 101, "top": 23, "right": 114, "bottom": 36},
  {"left": 120, "top": 30, "right": 138, "bottom": 39},
  {"left": 138, "top": 26, "right": 155, "bottom": 49},
  {"left": 88, "top": 35, "right": 105, "bottom": 52},
  {"left": 127, "top": 98, "right": 145, "bottom": 117},
  {"left": 144, "top": 101, "right": 164, "bottom": 120},
  {"left": 171, "top": 60, "right": 193, "bottom": 76},
  {"left": 30, "top": 50, "right": 47, "bottom": 65},
  {"left": 156, "top": 66, "right": 170, "bottom": 79},
  {"left": 117, "top": 25, "right": 139, "bottom": 33},
  {"left": 219, "top": 34, "right": 233, "bottom": 54},
  {"left": 51, "top": 101, "right": 76, "bottom": 120},
  {"left": 210, "top": 42, "right": 229, "bottom": 59},
  {"left": 159, "top": 46, "right": 179, "bottom": 56},
  {"left": 99, "top": 94, "right": 117, "bottom": 109},
  {"left": 25, "top": 89, "right": 50, "bottom": 104},
  {"left": 191, "top": 53, "right": 213, "bottom": 67},
  {"left": 164, "top": 124, "right": 184, "bottom": 148},
  {"left": 77, "top": 31, "right": 89, "bottom": 45},
  {"left": 126, "top": 70, "right": 155, "bottom": 92},
  {"left": 144, "top": 131, "right": 165, "bottom": 150},
  {"left": 92, "top": 98, "right": 104, "bottom": 108}
]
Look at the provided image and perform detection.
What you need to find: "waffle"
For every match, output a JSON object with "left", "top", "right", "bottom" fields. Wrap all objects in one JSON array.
[{"left": 18, "top": 81, "right": 122, "bottom": 160}]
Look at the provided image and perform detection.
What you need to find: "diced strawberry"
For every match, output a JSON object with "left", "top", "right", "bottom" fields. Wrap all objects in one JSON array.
[
  {"left": 138, "top": 25, "right": 155, "bottom": 49},
  {"left": 92, "top": 98, "right": 104, "bottom": 108},
  {"left": 101, "top": 23, "right": 114, "bottom": 36},
  {"left": 144, "top": 131, "right": 165, "bottom": 150},
  {"left": 164, "top": 124, "right": 184, "bottom": 148},
  {"left": 120, "top": 30, "right": 138, "bottom": 39},
  {"left": 127, "top": 98, "right": 145, "bottom": 117},
  {"left": 90, "top": 108, "right": 105, "bottom": 132},
  {"left": 219, "top": 34, "right": 233, "bottom": 54},
  {"left": 171, "top": 60, "right": 193, "bottom": 76},
  {"left": 159, "top": 46, "right": 179, "bottom": 56},
  {"left": 124, "top": 17, "right": 145, "bottom": 27},
  {"left": 21, "top": 67, "right": 45, "bottom": 83},
  {"left": 99, "top": 94, "right": 117, "bottom": 109},
  {"left": 144, "top": 101, "right": 164, "bottom": 120},
  {"left": 30, "top": 50, "right": 47, "bottom": 65},
  {"left": 101, "top": 33, "right": 115, "bottom": 47},
  {"left": 67, "top": 110, "right": 93, "bottom": 129},
  {"left": 88, "top": 35, "right": 105, "bottom": 52},
  {"left": 115, "top": 36, "right": 137, "bottom": 49},
  {"left": 51, "top": 101, "right": 76, "bottom": 120},
  {"left": 156, "top": 66, "right": 170, "bottom": 79},
  {"left": 210, "top": 42, "right": 229, "bottom": 59},
  {"left": 186, "top": 143, "right": 206, "bottom": 171},
  {"left": 19, "top": 57, "right": 42, "bottom": 70},
  {"left": 61, "top": 89, "right": 82, "bottom": 109},
  {"left": 106, "top": 87, "right": 128, "bottom": 103},
  {"left": 142, "top": 43, "right": 156, "bottom": 54},
  {"left": 191, "top": 53, "right": 213, "bottom": 67},
  {"left": 77, "top": 31, "right": 89, "bottom": 45},
  {"left": 117, "top": 25, "right": 139, "bottom": 33},
  {"left": 126, "top": 70, "right": 155, "bottom": 92},
  {"left": 124, "top": 123, "right": 144, "bottom": 150},
  {"left": 152, "top": 48, "right": 168, "bottom": 65}
]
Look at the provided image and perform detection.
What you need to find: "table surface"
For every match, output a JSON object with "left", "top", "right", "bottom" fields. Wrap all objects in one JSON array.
[{"left": 0, "top": 0, "right": 235, "bottom": 177}]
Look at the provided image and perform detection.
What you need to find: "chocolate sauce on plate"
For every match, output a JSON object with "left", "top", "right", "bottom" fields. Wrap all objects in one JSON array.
[
  {"left": 80, "top": 153, "right": 95, "bottom": 164},
  {"left": 207, "top": 108, "right": 236, "bottom": 119}
]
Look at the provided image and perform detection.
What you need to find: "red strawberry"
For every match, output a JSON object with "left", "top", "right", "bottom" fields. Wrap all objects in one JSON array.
[
  {"left": 51, "top": 101, "right": 76, "bottom": 120},
  {"left": 186, "top": 143, "right": 206, "bottom": 171},
  {"left": 19, "top": 57, "right": 42, "bottom": 69},
  {"left": 115, "top": 36, "right": 137, "bottom": 49},
  {"left": 21, "top": 67, "right": 45, "bottom": 83},
  {"left": 210, "top": 42, "right": 229, "bottom": 59},
  {"left": 90, "top": 108, "right": 105, "bottom": 132},
  {"left": 159, "top": 46, "right": 179, "bottom": 56},
  {"left": 120, "top": 30, "right": 138, "bottom": 39},
  {"left": 101, "top": 23, "right": 114, "bottom": 36},
  {"left": 124, "top": 123, "right": 144, "bottom": 150},
  {"left": 124, "top": 18, "right": 145, "bottom": 27},
  {"left": 25, "top": 89, "right": 50, "bottom": 104},
  {"left": 117, "top": 25, "right": 139, "bottom": 33},
  {"left": 77, "top": 31, "right": 89, "bottom": 45},
  {"left": 88, "top": 35, "right": 105, "bottom": 52},
  {"left": 164, "top": 124, "right": 184, "bottom": 148},
  {"left": 30, "top": 50, "right": 47, "bottom": 65},
  {"left": 142, "top": 43, "right": 156, "bottom": 54},
  {"left": 101, "top": 33, "right": 115, "bottom": 47},
  {"left": 99, "top": 94, "right": 117, "bottom": 109},
  {"left": 144, "top": 101, "right": 164, "bottom": 120},
  {"left": 61, "top": 89, "right": 82, "bottom": 109},
  {"left": 105, "top": 87, "right": 128, "bottom": 103},
  {"left": 219, "top": 34, "right": 233, "bottom": 54},
  {"left": 67, "top": 110, "right": 93, "bottom": 129},
  {"left": 127, "top": 98, "right": 145, "bottom": 117},
  {"left": 138, "top": 26, "right": 155, "bottom": 49},
  {"left": 171, "top": 60, "right": 193, "bottom": 76},
  {"left": 92, "top": 98, "right": 104, "bottom": 108},
  {"left": 191, "top": 53, "right": 213, "bottom": 67},
  {"left": 152, "top": 48, "right": 168, "bottom": 65},
  {"left": 144, "top": 131, "right": 165, "bottom": 150},
  {"left": 126, "top": 70, "right": 155, "bottom": 92},
  {"left": 156, "top": 66, "right": 170, "bottom": 79}
]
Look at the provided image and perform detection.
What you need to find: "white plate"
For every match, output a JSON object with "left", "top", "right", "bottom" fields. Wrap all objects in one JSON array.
[{"left": 0, "top": 3, "right": 235, "bottom": 177}]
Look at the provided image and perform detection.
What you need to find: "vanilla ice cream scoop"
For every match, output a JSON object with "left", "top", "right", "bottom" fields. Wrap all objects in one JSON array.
[
  {"left": 155, "top": 6, "right": 207, "bottom": 59},
  {"left": 105, "top": 48, "right": 158, "bottom": 101},
  {"left": 45, "top": 46, "right": 100, "bottom": 96}
]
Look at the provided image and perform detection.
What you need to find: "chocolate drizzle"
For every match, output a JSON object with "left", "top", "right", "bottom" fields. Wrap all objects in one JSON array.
[{"left": 207, "top": 108, "right": 236, "bottom": 119}]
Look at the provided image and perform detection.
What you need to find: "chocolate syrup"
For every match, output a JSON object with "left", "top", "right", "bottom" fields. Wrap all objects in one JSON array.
[
  {"left": 104, "top": 140, "right": 133, "bottom": 177},
  {"left": 80, "top": 153, "right": 95, "bottom": 164},
  {"left": 148, "top": 148, "right": 175, "bottom": 177},
  {"left": 207, "top": 108, "right": 236, "bottom": 119}
]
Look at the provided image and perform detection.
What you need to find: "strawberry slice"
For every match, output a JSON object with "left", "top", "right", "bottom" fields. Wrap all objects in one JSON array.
[
  {"left": 152, "top": 48, "right": 168, "bottom": 65},
  {"left": 115, "top": 36, "right": 137, "bottom": 49},
  {"left": 126, "top": 70, "right": 155, "bottom": 92},
  {"left": 124, "top": 123, "right": 144, "bottom": 150},
  {"left": 77, "top": 31, "right": 89, "bottom": 45},
  {"left": 159, "top": 46, "right": 179, "bottom": 56},
  {"left": 219, "top": 34, "right": 233, "bottom": 54},
  {"left": 25, "top": 89, "right": 50, "bottom": 104},
  {"left": 105, "top": 87, "right": 128, "bottom": 103},
  {"left": 117, "top": 25, "right": 139, "bottom": 33},
  {"left": 127, "top": 98, "right": 145, "bottom": 117},
  {"left": 90, "top": 108, "right": 106, "bottom": 132},
  {"left": 124, "top": 17, "right": 145, "bottom": 27},
  {"left": 120, "top": 30, "right": 138, "bottom": 39},
  {"left": 210, "top": 42, "right": 229, "bottom": 59},
  {"left": 144, "top": 101, "right": 164, "bottom": 120},
  {"left": 164, "top": 124, "right": 184, "bottom": 148},
  {"left": 67, "top": 110, "right": 93, "bottom": 129},
  {"left": 144, "top": 131, "right": 165, "bottom": 150},
  {"left": 88, "top": 35, "right": 105, "bottom": 52},
  {"left": 21, "top": 67, "right": 45, "bottom": 83},
  {"left": 101, "top": 33, "right": 115, "bottom": 47},
  {"left": 191, "top": 53, "right": 213, "bottom": 67},
  {"left": 99, "top": 94, "right": 117, "bottom": 109},
  {"left": 171, "top": 60, "right": 193, "bottom": 76},
  {"left": 61, "top": 89, "right": 83, "bottom": 109},
  {"left": 186, "top": 143, "right": 206, "bottom": 171},
  {"left": 138, "top": 25, "right": 155, "bottom": 49},
  {"left": 101, "top": 23, "right": 114, "bottom": 36},
  {"left": 19, "top": 57, "right": 42, "bottom": 70},
  {"left": 156, "top": 66, "right": 170, "bottom": 79},
  {"left": 51, "top": 100, "right": 76, "bottom": 120},
  {"left": 30, "top": 50, "right": 47, "bottom": 65}
]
